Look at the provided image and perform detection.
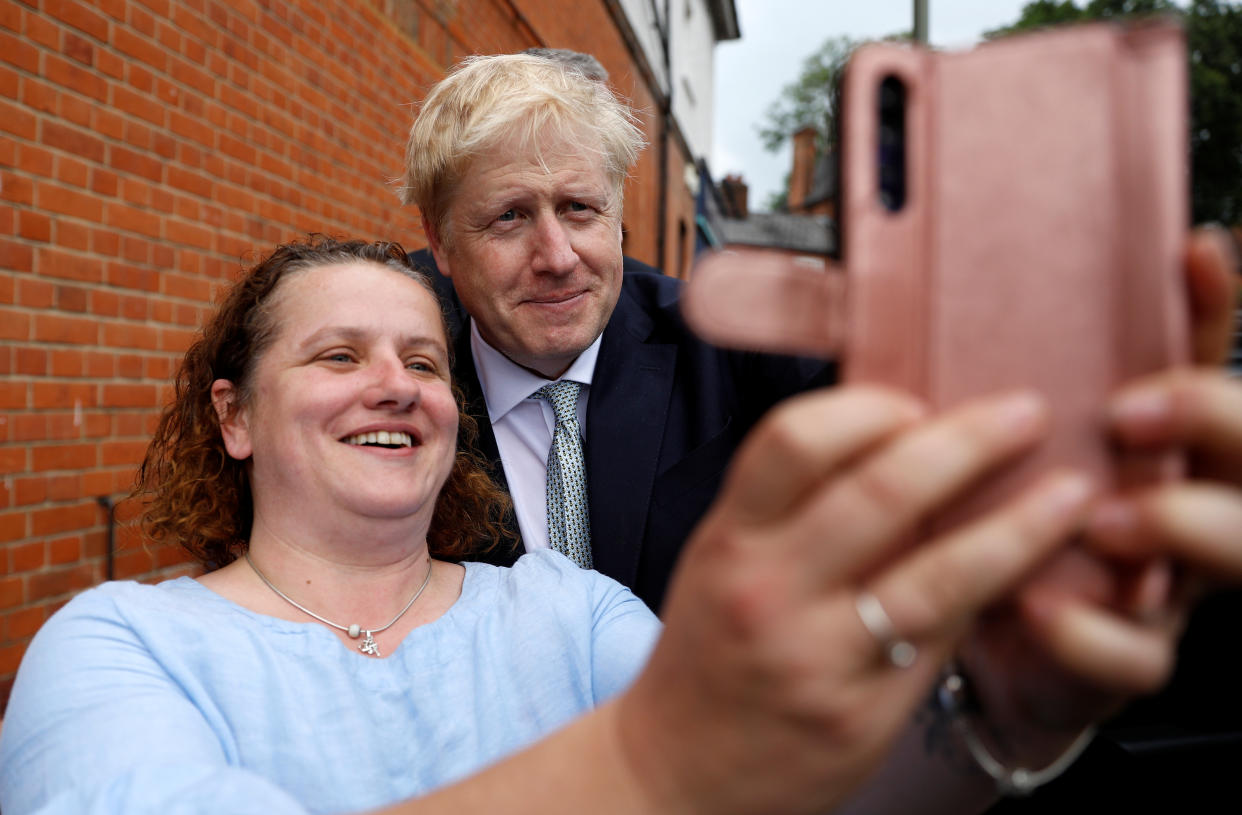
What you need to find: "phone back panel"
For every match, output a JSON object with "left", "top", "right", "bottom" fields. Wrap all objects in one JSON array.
[{"left": 840, "top": 21, "right": 1189, "bottom": 520}]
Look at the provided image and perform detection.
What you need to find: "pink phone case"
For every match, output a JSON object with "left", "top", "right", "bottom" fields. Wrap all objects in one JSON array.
[{"left": 686, "top": 20, "right": 1189, "bottom": 521}]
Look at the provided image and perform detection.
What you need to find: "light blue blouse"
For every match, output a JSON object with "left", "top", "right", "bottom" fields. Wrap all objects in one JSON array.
[{"left": 0, "top": 551, "right": 661, "bottom": 814}]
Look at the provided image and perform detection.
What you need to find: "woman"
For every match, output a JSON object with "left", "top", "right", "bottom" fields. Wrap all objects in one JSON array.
[{"left": 1, "top": 235, "right": 1239, "bottom": 815}]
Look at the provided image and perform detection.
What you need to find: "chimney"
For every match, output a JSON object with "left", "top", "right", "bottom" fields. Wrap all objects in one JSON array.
[
  {"left": 721, "top": 174, "right": 749, "bottom": 219},
  {"left": 788, "top": 126, "right": 818, "bottom": 213}
]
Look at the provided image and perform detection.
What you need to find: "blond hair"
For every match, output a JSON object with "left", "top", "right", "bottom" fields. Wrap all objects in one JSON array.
[{"left": 400, "top": 53, "right": 646, "bottom": 242}]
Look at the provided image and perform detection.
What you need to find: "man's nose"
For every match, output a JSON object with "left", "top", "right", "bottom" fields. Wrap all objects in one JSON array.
[{"left": 530, "top": 214, "right": 579, "bottom": 275}]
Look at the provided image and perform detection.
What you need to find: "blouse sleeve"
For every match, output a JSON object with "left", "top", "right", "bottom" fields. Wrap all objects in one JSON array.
[
  {"left": 586, "top": 570, "right": 663, "bottom": 703},
  {"left": 0, "top": 590, "right": 309, "bottom": 815}
]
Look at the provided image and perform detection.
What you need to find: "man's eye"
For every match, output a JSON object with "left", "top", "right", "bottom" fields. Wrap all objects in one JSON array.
[
  {"left": 496, "top": 209, "right": 517, "bottom": 222},
  {"left": 567, "top": 201, "right": 590, "bottom": 213}
]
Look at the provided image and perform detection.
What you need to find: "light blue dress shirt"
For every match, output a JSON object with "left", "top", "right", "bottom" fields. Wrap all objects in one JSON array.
[{"left": 0, "top": 551, "right": 661, "bottom": 814}]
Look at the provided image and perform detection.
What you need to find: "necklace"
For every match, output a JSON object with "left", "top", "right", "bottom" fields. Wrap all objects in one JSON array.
[{"left": 244, "top": 550, "right": 433, "bottom": 658}]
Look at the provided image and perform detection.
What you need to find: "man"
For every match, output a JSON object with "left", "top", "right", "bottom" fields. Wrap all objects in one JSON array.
[{"left": 401, "top": 53, "right": 833, "bottom": 612}]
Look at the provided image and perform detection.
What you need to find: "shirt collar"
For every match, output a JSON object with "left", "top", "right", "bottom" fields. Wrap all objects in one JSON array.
[{"left": 469, "top": 319, "right": 602, "bottom": 423}]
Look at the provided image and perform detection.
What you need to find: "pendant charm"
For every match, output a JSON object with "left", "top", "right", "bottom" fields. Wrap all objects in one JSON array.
[{"left": 359, "top": 631, "right": 380, "bottom": 657}]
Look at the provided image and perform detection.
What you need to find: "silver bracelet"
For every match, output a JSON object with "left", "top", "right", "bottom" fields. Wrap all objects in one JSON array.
[{"left": 936, "top": 668, "right": 1097, "bottom": 796}]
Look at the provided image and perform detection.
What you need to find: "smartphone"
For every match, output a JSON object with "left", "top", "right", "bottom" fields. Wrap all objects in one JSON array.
[{"left": 837, "top": 19, "right": 1189, "bottom": 522}]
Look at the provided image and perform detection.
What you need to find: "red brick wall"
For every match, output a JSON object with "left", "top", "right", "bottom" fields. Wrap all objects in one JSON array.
[{"left": 0, "top": 0, "right": 690, "bottom": 709}]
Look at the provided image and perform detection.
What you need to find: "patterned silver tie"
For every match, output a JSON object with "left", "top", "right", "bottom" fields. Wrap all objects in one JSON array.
[{"left": 533, "top": 380, "right": 593, "bottom": 568}]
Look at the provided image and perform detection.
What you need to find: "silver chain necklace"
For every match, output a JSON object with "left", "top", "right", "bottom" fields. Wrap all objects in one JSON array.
[{"left": 244, "top": 550, "right": 433, "bottom": 658}]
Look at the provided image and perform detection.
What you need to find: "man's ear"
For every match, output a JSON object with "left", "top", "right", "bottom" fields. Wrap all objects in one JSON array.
[
  {"left": 422, "top": 214, "right": 451, "bottom": 278},
  {"left": 211, "top": 379, "right": 253, "bottom": 460}
]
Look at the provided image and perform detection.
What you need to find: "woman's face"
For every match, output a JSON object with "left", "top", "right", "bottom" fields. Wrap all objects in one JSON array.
[{"left": 214, "top": 261, "right": 458, "bottom": 529}]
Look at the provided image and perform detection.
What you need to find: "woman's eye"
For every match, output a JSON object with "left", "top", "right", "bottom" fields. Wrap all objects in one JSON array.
[
  {"left": 406, "top": 360, "right": 435, "bottom": 373},
  {"left": 325, "top": 352, "right": 354, "bottom": 363}
]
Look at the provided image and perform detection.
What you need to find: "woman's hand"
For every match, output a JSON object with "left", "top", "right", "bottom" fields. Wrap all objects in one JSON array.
[
  {"left": 614, "top": 386, "right": 1093, "bottom": 815},
  {"left": 956, "top": 227, "right": 1242, "bottom": 769}
]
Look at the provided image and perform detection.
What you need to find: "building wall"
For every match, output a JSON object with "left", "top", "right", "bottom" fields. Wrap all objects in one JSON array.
[{"left": 0, "top": 0, "right": 695, "bottom": 709}]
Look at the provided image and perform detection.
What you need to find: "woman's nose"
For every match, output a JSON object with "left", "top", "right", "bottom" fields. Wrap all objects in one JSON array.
[{"left": 363, "top": 357, "right": 420, "bottom": 410}]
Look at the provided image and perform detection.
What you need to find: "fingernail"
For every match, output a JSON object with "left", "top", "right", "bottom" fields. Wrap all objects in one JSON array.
[
  {"left": 1110, "top": 386, "right": 1171, "bottom": 431},
  {"left": 1087, "top": 498, "right": 1139, "bottom": 541},
  {"left": 992, "top": 391, "right": 1046, "bottom": 435},
  {"left": 1040, "top": 472, "right": 1094, "bottom": 518}
]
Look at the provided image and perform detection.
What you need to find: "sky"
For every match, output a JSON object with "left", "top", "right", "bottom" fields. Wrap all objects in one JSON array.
[{"left": 711, "top": 0, "right": 1036, "bottom": 211}]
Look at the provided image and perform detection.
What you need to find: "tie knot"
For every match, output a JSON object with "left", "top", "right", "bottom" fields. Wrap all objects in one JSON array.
[{"left": 535, "top": 380, "right": 581, "bottom": 424}]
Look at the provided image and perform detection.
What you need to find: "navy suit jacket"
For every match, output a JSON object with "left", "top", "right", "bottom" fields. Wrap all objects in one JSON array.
[{"left": 409, "top": 249, "right": 835, "bottom": 612}]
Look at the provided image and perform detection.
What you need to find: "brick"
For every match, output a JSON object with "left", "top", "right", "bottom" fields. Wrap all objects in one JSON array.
[
  {"left": 18, "top": 210, "right": 52, "bottom": 241},
  {"left": 56, "top": 154, "right": 90, "bottom": 188},
  {"left": 36, "top": 246, "right": 104, "bottom": 283},
  {"left": 110, "top": 145, "right": 164, "bottom": 182},
  {"left": 37, "top": 182, "right": 104, "bottom": 222},
  {"left": 0, "top": 308, "right": 29, "bottom": 341},
  {"left": 116, "top": 353, "right": 143, "bottom": 378},
  {"left": 0, "top": 30, "right": 38, "bottom": 74},
  {"left": 165, "top": 218, "right": 213, "bottom": 250},
  {"left": 101, "top": 440, "right": 148, "bottom": 465},
  {"left": 101, "top": 382, "right": 157, "bottom": 406},
  {"left": 31, "top": 503, "right": 95, "bottom": 537},
  {"left": 56, "top": 219, "right": 90, "bottom": 251},
  {"left": 113, "top": 547, "right": 154, "bottom": 580},
  {"left": 45, "top": 0, "right": 109, "bottom": 41},
  {"left": 105, "top": 201, "right": 162, "bottom": 238},
  {"left": 44, "top": 54, "right": 108, "bottom": 103},
  {"left": 46, "top": 474, "right": 80, "bottom": 501},
  {"left": 0, "top": 98, "right": 35, "bottom": 139},
  {"left": 48, "top": 348, "right": 84, "bottom": 376},
  {"left": 15, "top": 347, "right": 46, "bottom": 375},
  {"left": 54, "top": 284, "right": 89, "bottom": 312},
  {"left": 91, "top": 288, "right": 120, "bottom": 317},
  {"left": 101, "top": 323, "right": 159, "bottom": 351},
  {"left": 0, "top": 576, "right": 20, "bottom": 609},
  {"left": 112, "top": 84, "right": 164, "bottom": 126},
  {"left": 106, "top": 262, "right": 159, "bottom": 292},
  {"left": 22, "top": 77, "right": 59, "bottom": 115},
  {"left": 113, "top": 26, "right": 167, "bottom": 71},
  {"left": 31, "top": 381, "right": 95, "bottom": 410},
  {"left": 0, "top": 381, "right": 27, "bottom": 410},
  {"left": 12, "top": 475, "right": 47, "bottom": 506},
  {"left": 10, "top": 417, "right": 47, "bottom": 442},
  {"left": 91, "top": 226, "right": 120, "bottom": 257},
  {"left": 63, "top": 31, "right": 93, "bottom": 67},
  {"left": 27, "top": 563, "right": 96, "bottom": 602},
  {"left": 0, "top": 446, "right": 25, "bottom": 474},
  {"left": 6, "top": 541, "right": 44, "bottom": 573},
  {"left": 31, "top": 444, "right": 97, "bottom": 473},
  {"left": 0, "top": 641, "right": 27, "bottom": 675},
  {"left": 4, "top": 606, "right": 47, "bottom": 640},
  {"left": 60, "top": 91, "right": 94, "bottom": 129},
  {"left": 0, "top": 508, "right": 24, "bottom": 543},
  {"left": 18, "top": 277, "right": 53, "bottom": 307},
  {"left": 84, "top": 351, "right": 115, "bottom": 377},
  {"left": 0, "top": 238, "right": 33, "bottom": 272}
]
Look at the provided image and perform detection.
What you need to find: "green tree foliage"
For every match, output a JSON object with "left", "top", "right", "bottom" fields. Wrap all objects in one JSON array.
[
  {"left": 991, "top": 0, "right": 1242, "bottom": 224},
  {"left": 756, "top": 36, "right": 858, "bottom": 157}
]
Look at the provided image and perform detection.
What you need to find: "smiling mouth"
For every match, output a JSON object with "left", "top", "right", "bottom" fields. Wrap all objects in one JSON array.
[{"left": 341, "top": 431, "right": 415, "bottom": 449}]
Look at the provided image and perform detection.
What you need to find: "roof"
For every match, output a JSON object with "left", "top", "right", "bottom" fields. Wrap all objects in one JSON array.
[{"left": 718, "top": 212, "right": 835, "bottom": 255}]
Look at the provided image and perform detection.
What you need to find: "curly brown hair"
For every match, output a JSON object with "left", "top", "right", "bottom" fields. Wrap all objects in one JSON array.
[{"left": 134, "top": 235, "right": 514, "bottom": 568}]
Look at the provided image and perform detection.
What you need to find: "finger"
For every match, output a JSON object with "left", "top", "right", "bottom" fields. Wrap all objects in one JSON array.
[
  {"left": 1087, "top": 483, "right": 1242, "bottom": 578},
  {"left": 788, "top": 390, "right": 1049, "bottom": 579},
  {"left": 1108, "top": 369, "right": 1242, "bottom": 460},
  {"left": 1020, "top": 596, "right": 1181, "bottom": 695},
  {"left": 717, "top": 386, "right": 924, "bottom": 525},
  {"left": 867, "top": 470, "right": 1094, "bottom": 648},
  {"left": 683, "top": 249, "right": 846, "bottom": 357},
  {"left": 1185, "top": 225, "right": 1239, "bottom": 366}
]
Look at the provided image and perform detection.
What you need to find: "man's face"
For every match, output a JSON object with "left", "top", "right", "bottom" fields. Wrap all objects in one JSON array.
[{"left": 429, "top": 129, "right": 624, "bottom": 379}]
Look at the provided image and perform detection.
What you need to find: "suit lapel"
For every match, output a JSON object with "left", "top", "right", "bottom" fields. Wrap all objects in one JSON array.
[{"left": 585, "top": 286, "right": 675, "bottom": 588}]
